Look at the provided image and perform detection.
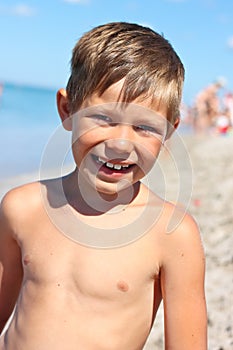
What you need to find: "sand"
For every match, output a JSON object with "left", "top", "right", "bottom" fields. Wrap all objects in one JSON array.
[{"left": 1, "top": 132, "right": 232, "bottom": 349}]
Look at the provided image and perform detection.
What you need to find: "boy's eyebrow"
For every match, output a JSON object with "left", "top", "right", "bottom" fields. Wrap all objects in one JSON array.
[{"left": 79, "top": 104, "right": 168, "bottom": 127}]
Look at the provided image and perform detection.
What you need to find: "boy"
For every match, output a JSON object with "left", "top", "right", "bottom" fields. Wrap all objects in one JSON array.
[{"left": 0, "top": 22, "right": 207, "bottom": 349}]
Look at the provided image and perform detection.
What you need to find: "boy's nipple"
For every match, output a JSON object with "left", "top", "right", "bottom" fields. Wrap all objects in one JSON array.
[
  {"left": 23, "top": 254, "right": 31, "bottom": 266},
  {"left": 117, "top": 280, "right": 129, "bottom": 292}
]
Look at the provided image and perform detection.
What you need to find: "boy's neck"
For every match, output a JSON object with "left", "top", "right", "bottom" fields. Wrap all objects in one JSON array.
[{"left": 62, "top": 168, "right": 142, "bottom": 216}]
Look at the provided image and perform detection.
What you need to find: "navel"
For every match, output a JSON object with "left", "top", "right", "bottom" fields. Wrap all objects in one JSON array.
[{"left": 117, "top": 280, "right": 129, "bottom": 292}]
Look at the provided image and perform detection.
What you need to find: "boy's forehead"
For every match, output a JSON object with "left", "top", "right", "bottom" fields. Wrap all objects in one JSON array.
[{"left": 79, "top": 79, "right": 168, "bottom": 121}]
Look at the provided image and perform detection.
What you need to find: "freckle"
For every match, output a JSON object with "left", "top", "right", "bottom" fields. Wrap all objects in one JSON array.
[
  {"left": 57, "top": 283, "right": 60, "bottom": 287},
  {"left": 117, "top": 280, "right": 129, "bottom": 292}
]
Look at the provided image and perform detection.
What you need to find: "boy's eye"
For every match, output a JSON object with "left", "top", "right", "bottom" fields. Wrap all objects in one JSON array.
[
  {"left": 135, "top": 124, "right": 166, "bottom": 141},
  {"left": 135, "top": 125, "right": 158, "bottom": 134},
  {"left": 90, "top": 114, "right": 112, "bottom": 124}
]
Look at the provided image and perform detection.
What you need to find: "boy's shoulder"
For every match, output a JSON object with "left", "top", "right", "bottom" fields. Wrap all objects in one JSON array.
[
  {"left": 160, "top": 199, "right": 200, "bottom": 238},
  {"left": 0, "top": 177, "right": 66, "bottom": 223},
  {"left": 1, "top": 181, "right": 41, "bottom": 205},
  {"left": 0, "top": 181, "right": 42, "bottom": 225},
  {"left": 144, "top": 184, "right": 198, "bottom": 231},
  {"left": 138, "top": 183, "right": 200, "bottom": 240}
]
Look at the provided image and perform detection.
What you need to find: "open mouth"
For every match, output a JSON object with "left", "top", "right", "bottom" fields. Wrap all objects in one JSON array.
[{"left": 92, "top": 155, "right": 135, "bottom": 173}]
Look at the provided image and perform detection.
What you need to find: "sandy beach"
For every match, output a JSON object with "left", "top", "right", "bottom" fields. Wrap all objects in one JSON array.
[{"left": 0, "top": 132, "right": 233, "bottom": 349}]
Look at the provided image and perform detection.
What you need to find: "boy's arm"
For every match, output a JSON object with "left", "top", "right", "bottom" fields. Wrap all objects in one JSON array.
[
  {"left": 160, "top": 213, "right": 207, "bottom": 350},
  {"left": 0, "top": 192, "right": 23, "bottom": 334}
]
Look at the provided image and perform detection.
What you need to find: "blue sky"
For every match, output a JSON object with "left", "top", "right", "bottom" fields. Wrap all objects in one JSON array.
[{"left": 0, "top": 0, "right": 233, "bottom": 104}]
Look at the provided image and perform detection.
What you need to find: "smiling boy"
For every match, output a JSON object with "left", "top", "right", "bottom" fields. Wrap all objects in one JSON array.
[{"left": 0, "top": 22, "right": 207, "bottom": 349}]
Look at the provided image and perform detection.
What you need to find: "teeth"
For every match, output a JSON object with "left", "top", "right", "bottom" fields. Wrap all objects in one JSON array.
[
  {"left": 106, "top": 163, "right": 130, "bottom": 170},
  {"left": 106, "top": 162, "right": 114, "bottom": 168},
  {"left": 113, "top": 164, "right": 122, "bottom": 170},
  {"left": 96, "top": 156, "right": 131, "bottom": 171},
  {"left": 98, "top": 157, "right": 106, "bottom": 164}
]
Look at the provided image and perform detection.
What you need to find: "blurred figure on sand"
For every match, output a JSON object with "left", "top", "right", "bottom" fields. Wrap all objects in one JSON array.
[
  {"left": 223, "top": 92, "right": 233, "bottom": 127},
  {"left": 193, "top": 79, "right": 225, "bottom": 134},
  {"left": 215, "top": 113, "right": 230, "bottom": 135},
  {"left": 214, "top": 91, "right": 233, "bottom": 135}
]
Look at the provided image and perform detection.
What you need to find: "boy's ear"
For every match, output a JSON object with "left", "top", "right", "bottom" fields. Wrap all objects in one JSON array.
[
  {"left": 173, "top": 117, "right": 180, "bottom": 130},
  {"left": 166, "top": 117, "right": 180, "bottom": 140},
  {"left": 56, "top": 88, "right": 72, "bottom": 131}
]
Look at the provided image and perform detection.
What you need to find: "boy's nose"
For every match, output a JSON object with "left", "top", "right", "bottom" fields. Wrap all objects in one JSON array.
[
  {"left": 105, "top": 125, "right": 134, "bottom": 154},
  {"left": 105, "top": 138, "right": 134, "bottom": 154}
]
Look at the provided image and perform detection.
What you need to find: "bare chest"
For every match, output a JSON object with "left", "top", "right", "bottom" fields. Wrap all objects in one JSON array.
[{"left": 19, "top": 221, "right": 161, "bottom": 301}]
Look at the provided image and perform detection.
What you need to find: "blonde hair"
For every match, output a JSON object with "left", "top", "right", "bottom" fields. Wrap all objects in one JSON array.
[{"left": 66, "top": 22, "right": 185, "bottom": 124}]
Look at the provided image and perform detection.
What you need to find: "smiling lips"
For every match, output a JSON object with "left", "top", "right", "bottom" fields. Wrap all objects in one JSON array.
[{"left": 92, "top": 154, "right": 135, "bottom": 172}]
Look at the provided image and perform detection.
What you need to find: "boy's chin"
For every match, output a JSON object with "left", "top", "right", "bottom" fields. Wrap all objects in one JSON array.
[
  {"left": 86, "top": 176, "right": 137, "bottom": 200},
  {"left": 94, "top": 179, "right": 133, "bottom": 197}
]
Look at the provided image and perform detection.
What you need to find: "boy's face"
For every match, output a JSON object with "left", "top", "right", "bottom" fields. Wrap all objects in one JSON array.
[{"left": 58, "top": 80, "right": 177, "bottom": 196}]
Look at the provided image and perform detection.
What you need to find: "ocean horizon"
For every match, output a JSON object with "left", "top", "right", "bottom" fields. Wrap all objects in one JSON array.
[{"left": 0, "top": 82, "right": 75, "bottom": 180}]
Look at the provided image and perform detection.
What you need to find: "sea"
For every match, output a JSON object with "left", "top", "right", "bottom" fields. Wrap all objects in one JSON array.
[{"left": 0, "top": 82, "right": 74, "bottom": 180}]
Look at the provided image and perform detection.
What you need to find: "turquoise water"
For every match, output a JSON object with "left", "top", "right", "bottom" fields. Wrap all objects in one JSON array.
[{"left": 0, "top": 82, "right": 63, "bottom": 179}]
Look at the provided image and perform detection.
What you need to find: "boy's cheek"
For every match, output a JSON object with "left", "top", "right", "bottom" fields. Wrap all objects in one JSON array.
[
  {"left": 72, "top": 121, "right": 105, "bottom": 142},
  {"left": 138, "top": 147, "right": 161, "bottom": 174}
]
